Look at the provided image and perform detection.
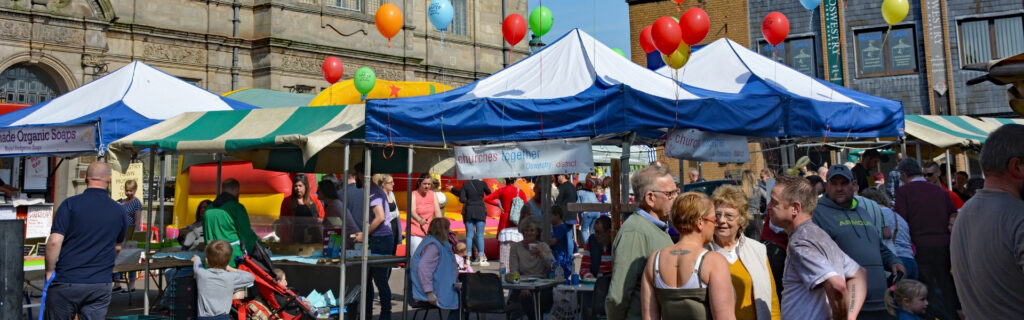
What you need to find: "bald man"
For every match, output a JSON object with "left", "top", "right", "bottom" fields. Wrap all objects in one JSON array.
[{"left": 45, "top": 161, "right": 129, "bottom": 319}]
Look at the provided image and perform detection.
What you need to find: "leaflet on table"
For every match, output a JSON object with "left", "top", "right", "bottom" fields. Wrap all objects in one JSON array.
[
  {"left": 664, "top": 128, "right": 750, "bottom": 163},
  {"left": 454, "top": 139, "right": 594, "bottom": 179}
]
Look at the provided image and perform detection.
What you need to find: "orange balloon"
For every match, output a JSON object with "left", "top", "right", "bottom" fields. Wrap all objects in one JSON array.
[{"left": 375, "top": 3, "right": 403, "bottom": 48}]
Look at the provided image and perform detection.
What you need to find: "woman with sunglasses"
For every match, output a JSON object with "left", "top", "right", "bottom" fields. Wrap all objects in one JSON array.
[
  {"left": 709, "top": 185, "right": 780, "bottom": 320},
  {"left": 641, "top": 192, "right": 735, "bottom": 320}
]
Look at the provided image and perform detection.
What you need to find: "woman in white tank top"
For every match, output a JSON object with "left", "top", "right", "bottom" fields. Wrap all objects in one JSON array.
[{"left": 641, "top": 192, "right": 736, "bottom": 320}]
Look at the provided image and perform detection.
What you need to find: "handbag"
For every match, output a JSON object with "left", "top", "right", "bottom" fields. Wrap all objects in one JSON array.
[{"left": 508, "top": 186, "right": 525, "bottom": 224}]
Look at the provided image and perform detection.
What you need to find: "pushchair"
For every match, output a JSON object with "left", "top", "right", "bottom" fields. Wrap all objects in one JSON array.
[{"left": 232, "top": 240, "right": 318, "bottom": 320}]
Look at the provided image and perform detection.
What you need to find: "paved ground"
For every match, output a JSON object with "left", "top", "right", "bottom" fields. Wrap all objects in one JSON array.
[{"left": 23, "top": 259, "right": 507, "bottom": 320}]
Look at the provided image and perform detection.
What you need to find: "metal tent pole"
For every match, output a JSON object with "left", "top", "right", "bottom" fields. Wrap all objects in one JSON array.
[
  {"left": 143, "top": 151, "right": 155, "bottom": 314},
  {"left": 945, "top": 150, "right": 953, "bottom": 188},
  {"left": 402, "top": 147, "right": 414, "bottom": 320},
  {"left": 358, "top": 149, "right": 371, "bottom": 320},
  {"left": 158, "top": 154, "right": 165, "bottom": 241},
  {"left": 339, "top": 142, "right": 350, "bottom": 317},
  {"left": 215, "top": 154, "right": 223, "bottom": 195}
]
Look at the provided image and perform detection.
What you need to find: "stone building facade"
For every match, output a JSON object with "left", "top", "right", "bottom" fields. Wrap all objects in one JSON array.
[
  {"left": 628, "top": 0, "right": 1022, "bottom": 179},
  {"left": 0, "top": 0, "right": 527, "bottom": 202}
]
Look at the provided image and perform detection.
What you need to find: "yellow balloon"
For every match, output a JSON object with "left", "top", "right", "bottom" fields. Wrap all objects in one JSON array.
[
  {"left": 881, "top": 0, "right": 909, "bottom": 25},
  {"left": 661, "top": 42, "right": 691, "bottom": 70}
]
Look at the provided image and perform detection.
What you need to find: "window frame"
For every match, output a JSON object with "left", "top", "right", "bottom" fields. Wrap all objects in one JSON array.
[
  {"left": 956, "top": 13, "right": 1024, "bottom": 68},
  {"left": 756, "top": 35, "right": 820, "bottom": 78},
  {"left": 853, "top": 25, "right": 919, "bottom": 78},
  {"left": 327, "top": 0, "right": 362, "bottom": 13}
]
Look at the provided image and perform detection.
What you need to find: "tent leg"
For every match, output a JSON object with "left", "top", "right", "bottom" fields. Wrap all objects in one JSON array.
[
  {"left": 359, "top": 149, "right": 371, "bottom": 320},
  {"left": 945, "top": 150, "right": 953, "bottom": 188},
  {"left": 915, "top": 144, "right": 921, "bottom": 164},
  {"left": 901, "top": 137, "right": 907, "bottom": 159},
  {"left": 143, "top": 151, "right": 155, "bottom": 315},
  {"left": 619, "top": 133, "right": 635, "bottom": 221},
  {"left": 215, "top": 154, "right": 222, "bottom": 195},
  {"left": 339, "top": 142, "right": 350, "bottom": 318},
  {"left": 402, "top": 147, "right": 414, "bottom": 320},
  {"left": 963, "top": 150, "right": 971, "bottom": 177},
  {"left": 158, "top": 154, "right": 165, "bottom": 241}
]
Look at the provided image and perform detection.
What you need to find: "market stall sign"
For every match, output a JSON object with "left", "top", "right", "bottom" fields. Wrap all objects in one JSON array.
[
  {"left": 664, "top": 129, "right": 750, "bottom": 163},
  {"left": 0, "top": 124, "right": 96, "bottom": 156},
  {"left": 454, "top": 139, "right": 594, "bottom": 179}
]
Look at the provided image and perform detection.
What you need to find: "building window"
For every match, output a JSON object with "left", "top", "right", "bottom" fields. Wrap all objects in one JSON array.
[
  {"left": 958, "top": 15, "right": 1024, "bottom": 66},
  {"left": 450, "top": 0, "right": 467, "bottom": 36},
  {"left": 0, "top": 65, "right": 59, "bottom": 104},
  {"left": 366, "top": 0, "right": 383, "bottom": 14},
  {"left": 854, "top": 26, "right": 917, "bottom": 77},
  {"left": 329, "top": 0, "right": 361, "bottom": 12},
  {"left": 757, "top": 37, "right": 818, "bottom": 77}
]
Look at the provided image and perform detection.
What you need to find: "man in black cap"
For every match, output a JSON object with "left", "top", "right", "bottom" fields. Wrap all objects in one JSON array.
[
  {"left": 851, "top": 149, "right": 882, "bottom": 193},
  {"left": 813, "top": 164, "right": 904, "bottom": 320}
]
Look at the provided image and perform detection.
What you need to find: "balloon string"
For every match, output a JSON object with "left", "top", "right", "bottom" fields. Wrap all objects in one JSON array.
[
  {"left": 882, "top": 25, "right": 892, "bottom": 51},
  {"left": 672, "top": 68, "right": 679, "bottom": 132},
  {"left": 384, "top": 81, "right": 394, "bottom": 160}
]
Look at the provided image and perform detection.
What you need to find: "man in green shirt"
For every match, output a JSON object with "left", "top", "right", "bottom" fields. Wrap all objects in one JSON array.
[
  {"left": 203, "top": 178, "right": 258, "bottom": 267},
  {"left": 605, "top": 166, "right": 676, "bottom": 320}
]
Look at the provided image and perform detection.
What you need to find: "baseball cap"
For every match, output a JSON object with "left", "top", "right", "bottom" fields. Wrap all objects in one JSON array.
[{"left": 827, "top": 164, "right": 854, "bottom": 181}]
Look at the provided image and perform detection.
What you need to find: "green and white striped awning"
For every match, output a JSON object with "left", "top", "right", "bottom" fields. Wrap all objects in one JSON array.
[
  {"left": 980, "top": 117, "right": 1024, "bottom": 127},
  {"left": 108, "top": 105, "right": 364, "bottom": 172},
  {"left": 904, "top": 115, "right": 1000, "bottom": 148}
]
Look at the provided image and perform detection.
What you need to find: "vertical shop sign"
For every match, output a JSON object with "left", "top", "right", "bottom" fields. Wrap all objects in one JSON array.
[{"left": 821, "top": 0, "right": 844, "bottom": 85}]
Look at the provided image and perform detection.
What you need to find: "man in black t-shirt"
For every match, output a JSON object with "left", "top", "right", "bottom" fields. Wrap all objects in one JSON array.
[
  {"left": 553, "top": 174, "right": 578, "bottom": 224},
  {"left": 44, "top": 162, "right": 128, "bottom": 319}
]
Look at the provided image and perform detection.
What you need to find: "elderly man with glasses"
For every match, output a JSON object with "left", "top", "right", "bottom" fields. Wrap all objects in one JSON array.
[{"left": 605, "top": 166, "right": 676, "bottom": 320}]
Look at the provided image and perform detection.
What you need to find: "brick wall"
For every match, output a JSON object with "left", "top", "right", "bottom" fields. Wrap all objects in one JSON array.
[{"left": 627, "top": 0, "right": 751, "bottom": 64}]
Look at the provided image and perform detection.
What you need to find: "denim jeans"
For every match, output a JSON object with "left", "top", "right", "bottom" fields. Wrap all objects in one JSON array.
[
  {"left": 366, "top": 235, "right": 396, "bottom": 320},
  {"left": 579, "top": 212, "right": 602, "bottom": 243},
  {"left": 464, "top": 218, "right": 486, "bottom": 259},
  {"left": 899, "top": 256, "right": 919, "bottom": 280}
]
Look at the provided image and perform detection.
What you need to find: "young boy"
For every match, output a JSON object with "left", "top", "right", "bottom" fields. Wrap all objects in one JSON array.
[
  {"left": 192, "top": 240, "right": 255, "bottom": 320},
  {"left": 548, "top": 206, "right": 575, "bottom": 260}
]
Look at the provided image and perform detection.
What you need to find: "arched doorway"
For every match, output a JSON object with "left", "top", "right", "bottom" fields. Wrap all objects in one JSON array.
[{"left": 0, "top": 64, "right": 60, "bottom": 104}]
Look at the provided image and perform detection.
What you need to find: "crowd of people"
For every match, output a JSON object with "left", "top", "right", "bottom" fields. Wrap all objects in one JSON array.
[{"left": 37, "top": 124, "right": 1024, "bottom": 319}]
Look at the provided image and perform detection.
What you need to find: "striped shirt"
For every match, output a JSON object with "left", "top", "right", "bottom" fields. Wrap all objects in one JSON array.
[{"left": 121, "top": 198, "right": 142, "bottom": 227}]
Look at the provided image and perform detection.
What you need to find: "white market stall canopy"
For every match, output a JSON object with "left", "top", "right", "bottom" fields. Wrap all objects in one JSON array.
[{"left": 0, "top": 61, "right": 257, "bottom": 156}]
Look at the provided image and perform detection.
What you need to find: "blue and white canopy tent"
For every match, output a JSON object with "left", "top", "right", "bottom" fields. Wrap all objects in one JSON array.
[
  {"left": 365, "top": 28, "right": 782, "bottom": 145},
  {"left": 0, "top": 61, "right": 257, "bottom": 157},
  {"left": 654, "top": 38, "right": 905, "bottom": 139}
]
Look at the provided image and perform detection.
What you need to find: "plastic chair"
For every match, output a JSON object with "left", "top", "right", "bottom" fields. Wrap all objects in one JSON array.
[
  {"left": 461, "top": 273, "right": 515, "bottom": 320},
  {"left": 408, "top": 298, "right": 440, "bottom": 320}
]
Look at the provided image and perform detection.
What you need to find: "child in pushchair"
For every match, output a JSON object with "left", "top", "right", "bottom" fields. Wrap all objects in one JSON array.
[{"left": 232, "top": 242, "right": 318, "bottom": 320}]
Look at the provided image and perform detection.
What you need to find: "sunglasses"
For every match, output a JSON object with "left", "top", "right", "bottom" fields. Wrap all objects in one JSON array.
[{"left": 924, "top": 172, "right": 936, "bottom": 177}]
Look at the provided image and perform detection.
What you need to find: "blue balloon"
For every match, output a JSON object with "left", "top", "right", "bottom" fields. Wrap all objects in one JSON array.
[
  {"left": 799, "top": 0, "right": 822, "bottom": 10},
  {"left": 428, "top": 0, "right": 454, "bottom": 31}
]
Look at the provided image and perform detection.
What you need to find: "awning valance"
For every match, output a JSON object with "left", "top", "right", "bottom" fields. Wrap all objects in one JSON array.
[{"left": 904, "top": 115, "right": 1000, "bottom": 148}]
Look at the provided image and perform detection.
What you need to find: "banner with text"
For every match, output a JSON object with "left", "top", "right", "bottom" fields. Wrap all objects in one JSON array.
[
  {"left": 821, "top": 0, "right": 845, "bottom": 86},
  {"left": 664, "top": 129, "right": 750, "bottom": 163},
  {"left": 455, "top": 139, "right": 594, "bottom": 179},
  {"left": 0, "top": 124, "right": 96, "bottom": 155}
]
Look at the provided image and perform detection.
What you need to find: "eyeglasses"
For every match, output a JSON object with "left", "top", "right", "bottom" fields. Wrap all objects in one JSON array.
[
  {"left": 924, "top": 172, "right": 936, "bottom": 177},
  {"left": 651, "top": 189, "right": 681, "bottom": 197},
  {"left": 715, "top": 213, "right": 738, "bottom": 221}
]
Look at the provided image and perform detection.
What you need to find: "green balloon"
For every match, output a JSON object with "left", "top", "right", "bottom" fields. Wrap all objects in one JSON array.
[
  {"left": 354, "top": 67, "right": 376, "bottom": 97},
  {"left": 529, "top": 6, "right": 553, "bottom": 37},
  {"left": 612, "top": 48, "right": 627, "bottom": 58}
]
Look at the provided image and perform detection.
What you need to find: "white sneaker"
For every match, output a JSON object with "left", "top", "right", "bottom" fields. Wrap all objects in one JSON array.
[{"left": 479, "top": 257, "right": 491, "bottom": 266}]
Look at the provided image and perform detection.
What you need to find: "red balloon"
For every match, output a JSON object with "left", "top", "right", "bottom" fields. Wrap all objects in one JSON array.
[
  {"left": 321, "top": 56, "right": 344, "bottom": 84},
  {"left": 679, "top": 8, "right": 710, "bottom": 46},
  {"left": 639, "top": 25, "right": 656, "bottom": 54},
  {"left": 762, "top": 12, "right": 790, "bottom": 46},
  {"left": 503, "top": 14, "right": 527, "bottom": 46},
  {"left": 651, "top": 17, "right": 683, "bottom": 56}
]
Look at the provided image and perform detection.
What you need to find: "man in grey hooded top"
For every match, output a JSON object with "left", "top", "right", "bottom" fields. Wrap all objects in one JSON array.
[{"left": 812, "top": 165, "right": 905, "bottom": 320}]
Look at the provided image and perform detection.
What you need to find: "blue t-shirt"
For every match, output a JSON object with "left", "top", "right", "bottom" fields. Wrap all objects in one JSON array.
[
  {"left": 343, "top": 183, "right": 365, "bottom": 231},
  {"left": 368, "top": 184, "right": 392, "bottom": 237},
  {"left": 50, "top": 188, "right": 129, "bottom": 283},
  {"left": 550, "top": 222, "right": 574, "bottom": 259}
]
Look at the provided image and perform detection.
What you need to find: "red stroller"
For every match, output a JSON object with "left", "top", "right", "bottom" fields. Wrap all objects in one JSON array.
[{"left": 232, "top": 242, "right": 318, "bottom": 320}]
